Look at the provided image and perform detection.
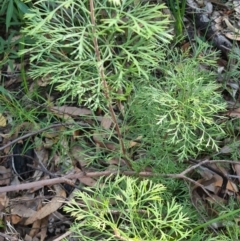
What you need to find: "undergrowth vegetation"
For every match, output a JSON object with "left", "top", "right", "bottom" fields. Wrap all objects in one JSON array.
[
  {"left": 64, "top": 176, "right": 192, "bottom": 241},
  {"left": 1, "top": 0, "right": 240, "bottom": 240},
  {"left": 21, "top": 0, "right": 172, "bottom": 109}
]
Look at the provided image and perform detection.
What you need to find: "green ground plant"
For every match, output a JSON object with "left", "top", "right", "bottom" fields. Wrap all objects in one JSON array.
[
  {"left": 1, "top": 0, "right": 238, "bottom": 240},
  {"left": 64, "top": 175, "right": 192, "bottom": 241},
  {"left": 20, "top": 0, "right": 172, "bottom": 110},
  {"left": 127, "top": 51, "right": 227, "bottom": 161},
  {"left": 167, "top": 0, "right": 186, "bottom": 39}
]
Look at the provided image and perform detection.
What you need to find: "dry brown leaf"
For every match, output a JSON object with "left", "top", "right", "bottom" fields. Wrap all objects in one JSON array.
[
  {"left": 74, "top": 167, "right": 97, "bottom": 187},
  {"left": 108, "top": 158, "right": 125, "bottom": 166},
  {"left": 70, "top": 145, "right": 90, "bottom": 167},
  {"left": 24, "top": 185, "right": 66, "bottom": 225},
  {"left": 101, "top": 115, "right": 113, "bottom": 130},
  {"left": 220, "top": 145, "right": 231, "bottom": 154},
  {"left": 29, "top": 219, "right": 42, "bottom": 238},
  {"left": 11, "top": 204, "right": 36, "bottom": 218},
  {"left": 0, "top": 166, "right": 11, "bottom": 186},
  {"left": 5, "top": 214, "right": 22, "bottom": 224},
  {"left": 33, "top": 149, "right": 49, "bottom": 181},
  {"left": 0, "top": 193, "right": 9, "bottom": 211},
  {"left": 181, "top": 41, "right": 190, "bottom": 52},
  {"left": 29, "top": 199, "right": 43, "bottom": 238},
  {"left": 40, "top": 216, "right": 48, "bottom": 241},
  {"left": 215, "top": 179, "right": 239, "bottom": 193},
  {"left": 227, "top": 108, "right": 240, "bottom": 117},
  {"left": 93, "top": 132, "right": 117, "bottom": 151},
  {"left": 224, "top": 32, "right": 240, "bottom": 41},
  {"left": 201, "top": 177, "right": 219, "bottom": 193},
  {"left": 24, "top": 234, "right": 33, "bottom": 241},
  {"left": 51, "top": 106, "right": 92, "bottom": 116},
  {"left": 196, "top": 167, "right": 214, "bottom": 180},
  {"left": 78, "top": 174, "right": 97, "bottom": 187},
  {"left": 232, "top": 163, "right": 240, "bottom": 177}
]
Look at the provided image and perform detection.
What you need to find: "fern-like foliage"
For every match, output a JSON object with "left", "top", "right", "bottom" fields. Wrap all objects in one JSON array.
[
  {"left": 21, "top": 0, "right": 172, "bottom": 109},
  {"left": 64, "top": 175, "right": 191, "bottom": 240}
]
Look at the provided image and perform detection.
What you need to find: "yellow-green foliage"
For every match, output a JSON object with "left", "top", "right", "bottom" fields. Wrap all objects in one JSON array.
[{"left": 64, "top": 175, "right": 191, "bottom": 240}]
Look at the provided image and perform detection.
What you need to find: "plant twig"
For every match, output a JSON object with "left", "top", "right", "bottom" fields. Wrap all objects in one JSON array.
[
  {"left": 89, "top": 0, "right": 132, "bottom": 170},
  {"left": 0, "top": 170, "right": 211, "bottom": 194}
]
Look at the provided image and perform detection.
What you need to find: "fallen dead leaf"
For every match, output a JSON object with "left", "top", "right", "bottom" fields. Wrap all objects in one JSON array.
[
  {"left": 5, "top": 214, "right": 22, "bottom": 224},
  {"left": 70, "top": 145, "right": 90, "bottom": 168},
  {"left": 215, "top": 179, "right": 239, "bottom": 193},
  {"left": 78, "top": 173, "right": 97, "bottom": 187},
  {"left": 101, "top": 115, "right": 113, "bottom": 130},
  {"left": 40, "top": 216, "right": 48, "bottom": 241},
  {"left": 51, "top": 106, "right": 92, "bottom": 116},
  {"left": 29, "top": 200, "right": 43, "bottom": 238},
  {"left": 224, "top": 32, "right": 240, "bottom": 41},
  {"left": 220, "top": 145, "right": 231, "bottom": 154},
  {"left": 200, "top": 178, "right": 219, "bottom": 193},
  {"left": 227, "top": 108, "right": 240, "bottom": 117},
  {"left": 0, "top": 166, "right": 11, "bottom": 186},
  {"left": 93, "top": 132, "right": 117, "bottom": 151},
  {"left": 24, "top": 185, "right": 66, "bottom": 225},
  {"left": 232, "top": 163, "right": 240, "bottom": 177},
  {"left": 11, "top": 204, "right": 36, "bottom": 218},
  {"left": 0, "top": 193, "right": 9, "bottom": 211}
]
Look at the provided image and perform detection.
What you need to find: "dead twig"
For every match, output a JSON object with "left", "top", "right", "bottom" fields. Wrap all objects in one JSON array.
[{"left": 0, "top": 170, "right": 213, "bottom": 196}]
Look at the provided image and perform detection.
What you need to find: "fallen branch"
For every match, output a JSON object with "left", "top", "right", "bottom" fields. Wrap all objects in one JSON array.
[{"left": 0, "top": 169, "right": 212, "bottom": 196}]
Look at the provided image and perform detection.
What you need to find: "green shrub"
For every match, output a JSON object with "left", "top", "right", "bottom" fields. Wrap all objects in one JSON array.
[
  {"left": 127, "top": 54, "right": 227, "bottom": 161},
  {"left": 20, "top": 0, "right": 172, "bottom": 109},
  {"left": 64, "top": 175, "right": 192, "bottom": 241}
]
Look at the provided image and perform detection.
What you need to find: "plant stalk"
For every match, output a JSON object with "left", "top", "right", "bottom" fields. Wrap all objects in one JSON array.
[{"left": 89, "top": 0, "right": 132, "bottom": 170}]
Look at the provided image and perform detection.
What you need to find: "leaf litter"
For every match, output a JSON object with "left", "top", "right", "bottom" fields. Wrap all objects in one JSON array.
[{"left": 1, "top": 0, "right": 240, "bottom": 240}]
